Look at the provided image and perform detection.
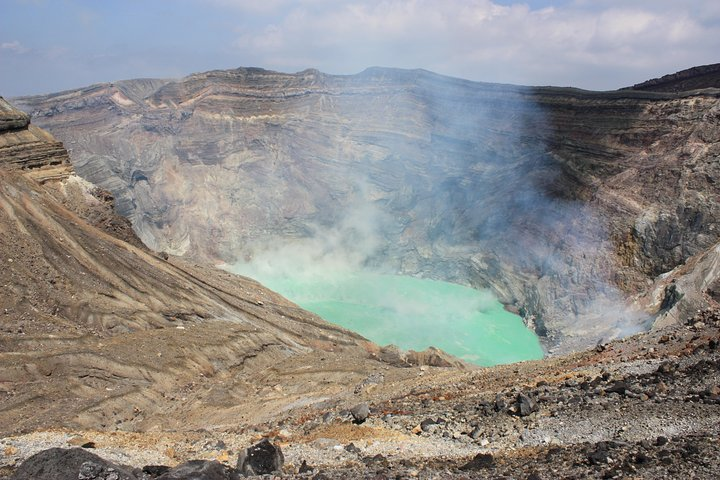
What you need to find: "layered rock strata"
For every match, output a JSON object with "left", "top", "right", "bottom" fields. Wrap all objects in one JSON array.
[
  {"left": 1, "top": 98, "right": 458, "bottom": 436},
  {"left": 12, "top": 66, "right": 720, "bottom": 350},
  {"left": 0, "top": 97, "right": 72, "bottom": 182},
  {"left": 0, "top": 93, "right": 719, "bottom": 479}
]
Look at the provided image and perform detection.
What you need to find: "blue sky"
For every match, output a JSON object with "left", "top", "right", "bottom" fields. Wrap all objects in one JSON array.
[{"left": 1, "top": 0, "right": 718, "bottom": 96}]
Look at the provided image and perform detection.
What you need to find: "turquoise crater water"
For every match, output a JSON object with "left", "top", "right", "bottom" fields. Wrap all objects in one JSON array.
[{"left": 231, "top": 268, "right": 543, "bottom": 366}]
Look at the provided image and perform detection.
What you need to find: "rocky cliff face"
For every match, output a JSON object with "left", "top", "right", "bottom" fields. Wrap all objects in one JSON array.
[
  {"left": 2, "top": 98, "right": 457, "bottom": 435},
  {"left": 0, "top": 96, "right": 72, "bottom": 182},
  {"left": 12, "top": 66, "right": 720, "bottom": 351}
]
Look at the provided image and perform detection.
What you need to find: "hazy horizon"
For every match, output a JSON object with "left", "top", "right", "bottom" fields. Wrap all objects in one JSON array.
[{"left": 2, "top": 0, "right": 719, "bottom": 97}]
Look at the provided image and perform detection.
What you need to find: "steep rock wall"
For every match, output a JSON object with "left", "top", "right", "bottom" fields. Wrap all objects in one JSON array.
[{"left": 12, "top": 68, "right": 720, "bottom": 350}]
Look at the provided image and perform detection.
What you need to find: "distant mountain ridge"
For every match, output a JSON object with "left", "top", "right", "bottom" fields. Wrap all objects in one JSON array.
[{"left": 625, "top": 62, "right": 720, "bottom": 92}]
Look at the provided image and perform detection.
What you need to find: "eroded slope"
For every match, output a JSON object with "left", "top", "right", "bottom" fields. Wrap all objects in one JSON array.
[{"left": 0, "top": 99, "right": 454, "bottom": 436}]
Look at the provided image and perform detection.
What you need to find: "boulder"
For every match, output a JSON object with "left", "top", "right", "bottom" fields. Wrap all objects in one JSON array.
[
  {"left": 494, "top": 394, "right": 508, "bottom": 413},
  {"left": 350, "top": 403, "right": 370, "bottom": 424},
  {"left": 236, "top": 439, "right": 284, "bottom": 476},
  {"left": 11, "top": 448, "right": 137, "bottom": 480},
  {"left": 155, "top": 460, "right": 239, "bottom": 480},
  {"left": 514, "top": 393, "right": 538, "bottom": 417},
  {"left": 587, "top": 445, "right": 610, "bottom": 465},
  {"left": 78, "top": 461, "right": 122, "bottom": 480},
  {"left": 459, "top": 453, "right": 495, "bottom": 470},
  {"left": 420, "top": 418, "right": 438, "bottom": 432},
  {"left": 606, "top": 381, "right": 631, "bottom": 395}
]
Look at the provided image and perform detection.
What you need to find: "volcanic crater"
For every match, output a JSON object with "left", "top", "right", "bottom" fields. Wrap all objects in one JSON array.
[
  {"left": 1, "top": 63, "right": 719, "bottom": 479},
  {"left": 12, "top": 66, "right": 720, "bottom": 353}
]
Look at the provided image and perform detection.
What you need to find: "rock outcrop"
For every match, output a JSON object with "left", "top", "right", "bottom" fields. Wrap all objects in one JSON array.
[
  {"left": 11, "top": 66, "right": 720, "bottom": 350},
  {"left": 0, "top": 96, "right": 72, "bottom": 182}
]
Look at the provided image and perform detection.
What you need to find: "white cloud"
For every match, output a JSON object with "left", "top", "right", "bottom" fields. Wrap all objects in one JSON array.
[
  {"left": 4, "top": 0, "right": 718, "bottom": 95},
  {"left": 1, "top": 40, "right": 29, "bottom": 54},
  {"left": 227, "top": 0, "right": 720, "bottom": 89},
  {"left": 208, "top": 0, "right": 336, "bottom": 14}
]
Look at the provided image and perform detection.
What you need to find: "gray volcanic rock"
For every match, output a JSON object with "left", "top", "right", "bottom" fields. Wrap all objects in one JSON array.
[
  {"left": 350, "top": 402, "right": 370, "bottom": 424},
  {"left": 155, "top": 460, "right": 239, "bottom": 480},
  {"left": 514, "top": 393, "right": 538, "bottom": 417},
  {"left": 236, "top": 439, "right": 283, "bottom": 476},
  {"left": 12, "top": 67, "right": 720, "bottom": 350},
  {"left": 10, "top": 448, "right": 137, "bottom": 480}
]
